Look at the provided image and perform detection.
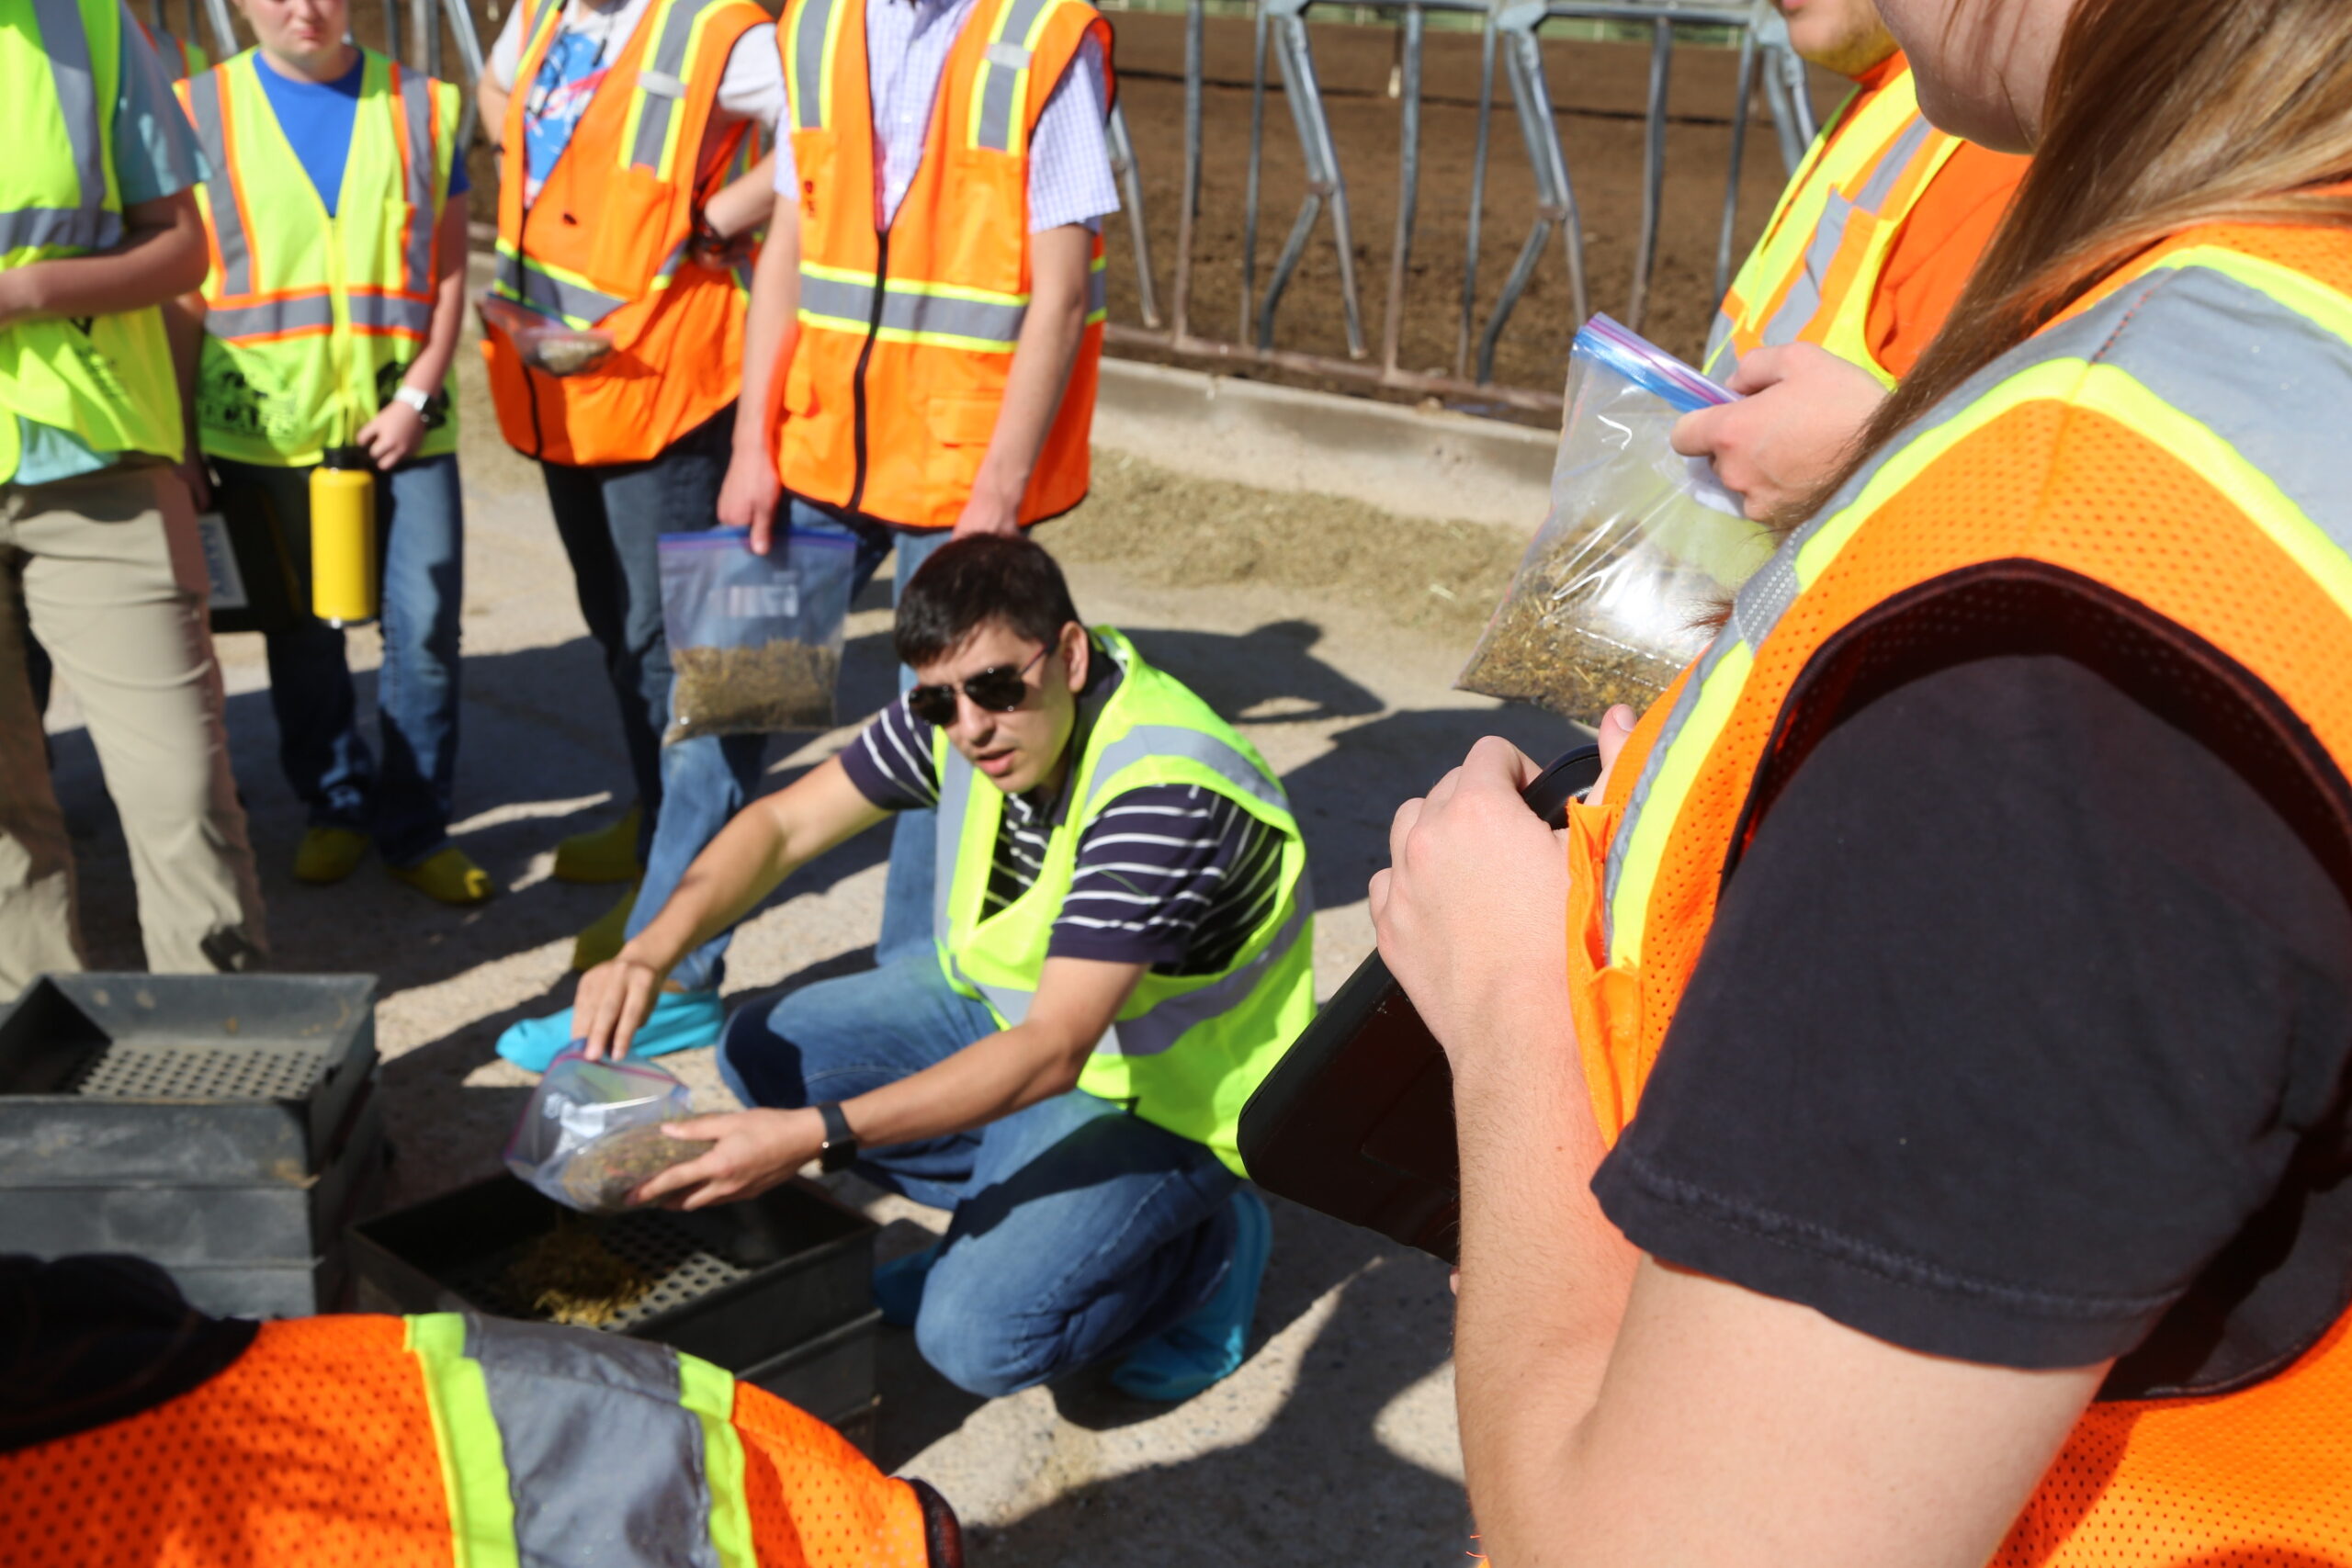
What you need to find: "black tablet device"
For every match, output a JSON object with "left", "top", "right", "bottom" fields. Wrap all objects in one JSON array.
[{"left": 1237, "top": 743, "right": 1604, "bottom": 1262}]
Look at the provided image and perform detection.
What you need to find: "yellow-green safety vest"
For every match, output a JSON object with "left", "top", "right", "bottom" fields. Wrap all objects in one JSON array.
[
  {"left": 933, "top": 627, "right": 1317, "bottom": 1177},
  {"left": 0, "top": 0, "right": 186, "bottom": 482},
  {"left": 178, "top": 49, "right": 461, "bottom": 467},
  {"left": 1702, "top": 56, "right": 1961, "bottom": 389}
]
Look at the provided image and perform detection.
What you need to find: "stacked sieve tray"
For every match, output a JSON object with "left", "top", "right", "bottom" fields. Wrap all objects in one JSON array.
[{"left": 0, "top": 973, "right": 386, "bottom": 1316}]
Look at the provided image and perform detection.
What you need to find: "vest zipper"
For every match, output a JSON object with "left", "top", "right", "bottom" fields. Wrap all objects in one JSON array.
[{"left": 845, "top": 224, "right": 888, "bottom": 515}]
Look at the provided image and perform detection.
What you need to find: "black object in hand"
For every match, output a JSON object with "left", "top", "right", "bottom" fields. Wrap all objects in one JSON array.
[{"left": 1236, "top": 742, "right": 1604, "bottom": 1263}]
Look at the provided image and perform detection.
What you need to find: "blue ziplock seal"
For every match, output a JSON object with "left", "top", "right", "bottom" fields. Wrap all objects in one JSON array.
[
  {"left": 656, "top": 525, "right": 861, "bottom": 551},
  {"left": 1572, "top": 313, "right": 1736, "bottom": 413}
]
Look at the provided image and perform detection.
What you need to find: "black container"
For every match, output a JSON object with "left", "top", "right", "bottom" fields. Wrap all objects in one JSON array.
[
  {"left": 1239, "top": 744, "right": 1603, "bottom": 1263},
  {"left": 0, "top": 974, "right": 386, "bottom": 1315},
  {"left": 349, "top": 1173, "right": 880, "bottom": 1429}
]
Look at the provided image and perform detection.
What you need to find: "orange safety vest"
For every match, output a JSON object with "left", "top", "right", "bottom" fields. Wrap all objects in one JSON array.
[
  {"left": 1702, "top": 53, "right": 1961, "bottom": 389},
  {"left": 1569, "top": 219, "right": 2352, "bottom": 1562},
  {"left": 482, "top": 0, "right": 766, "bottom": 467},
  {"left": 0, "top": 1312, "right": 944, "bottom": 1566},
  {"left": 773, "top": 0, "right": 1111, "bottom": 530}
]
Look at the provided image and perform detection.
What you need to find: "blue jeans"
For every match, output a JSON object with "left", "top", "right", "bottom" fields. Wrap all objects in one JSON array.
[
  {"left": 720, "top": 956, "right": 1240, "bottom": 1397},
  {"left": 627, "top": 496, "right": 944, "bottom": 991},
  {"left": 877, "top": 522, "right": 951, "bottom": 965},
  {"left": 214, "top": 454, "right": 464, "bottom": 868}
]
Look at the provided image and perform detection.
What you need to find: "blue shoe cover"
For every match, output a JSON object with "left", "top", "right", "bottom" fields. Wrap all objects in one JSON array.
[
  {"left": 1110, "top": 1187, "right": 1272, "bottom": 1402},
  {"left": 872, "top": 1243, "right": 941, "bottom": 1328},
  {"left": 494, "top": 988, "right": 724, "bottom": 1072}
]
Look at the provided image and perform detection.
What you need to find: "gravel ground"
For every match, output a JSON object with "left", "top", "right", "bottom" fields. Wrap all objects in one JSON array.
[{"left": 44, "top": 331, "right": 1577, "bottom": 1562}]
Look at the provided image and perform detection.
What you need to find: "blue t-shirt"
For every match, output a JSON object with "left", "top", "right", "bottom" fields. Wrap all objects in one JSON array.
[{"left": 253, "top": 50, "right": 470, "bottom": 218}]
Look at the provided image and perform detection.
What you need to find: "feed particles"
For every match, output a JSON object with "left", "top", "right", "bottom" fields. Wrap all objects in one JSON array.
[
  {"left": 504, "top": 1222, "right": 651, "bottom": 1327},
  {"left": 667, "top": 641, "right": 842, "bottom": 742},
  {"left": 1458, "top": 521, "right": 1690, "bottom": 723},
  {"left": 526, "top": 336, "right": 611, "bottom": 377},
  {"left": 558, "top": 1122, "right": 716, "bottom": 1213}
]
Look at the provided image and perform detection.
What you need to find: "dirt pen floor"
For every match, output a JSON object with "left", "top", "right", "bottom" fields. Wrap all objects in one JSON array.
[{"left": 46, "top": 324, "right": 1564, "bottom": 1562}]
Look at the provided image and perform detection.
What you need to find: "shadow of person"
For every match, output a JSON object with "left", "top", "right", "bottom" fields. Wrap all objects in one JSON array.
[
  {"left": 1121, "top": 619, "right": 1384, "bottom": 728},
  {"left": 1280, "top": 703, "right": 1581, "bottom": 908},
  {"left": 887, "top": 1195, "right": 1469, "bottom": 1563}
]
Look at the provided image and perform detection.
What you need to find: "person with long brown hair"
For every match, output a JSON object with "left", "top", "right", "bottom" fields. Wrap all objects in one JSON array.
[{"left": 1375, "top": 0, "right": 2352, "bottom": 1562}]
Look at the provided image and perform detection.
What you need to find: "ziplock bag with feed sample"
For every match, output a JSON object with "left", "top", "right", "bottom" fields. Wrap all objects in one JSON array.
[
  {"left": 503, "top": 1048, "right": 714, "bottom": 1214},
  {"left": 1457, "top": 314, "right": 1775, "bottom": 725},
  {"left": 660, "top": 525, "right": 859, "bottom": 743}
]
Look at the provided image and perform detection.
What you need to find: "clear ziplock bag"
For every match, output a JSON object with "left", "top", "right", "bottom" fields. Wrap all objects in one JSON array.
[
  {"left": 477, "top": 294, "right": 614, "bottom": 378},
  {"left": 660, "top": 525, "right": 859, "bottom": 743},
  {"left": 1457, "top": 315, "right": 1774, "bottom": 725},
  {"left": 503, "top": 1048, "right": 714, "bottom": 1214}
]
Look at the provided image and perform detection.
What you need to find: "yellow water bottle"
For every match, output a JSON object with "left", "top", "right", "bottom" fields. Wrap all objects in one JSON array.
[{"left": 310, "top": 446, "right": 377, "bottom": 626}]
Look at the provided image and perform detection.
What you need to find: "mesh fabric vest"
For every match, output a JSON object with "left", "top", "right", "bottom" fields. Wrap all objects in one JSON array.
[
  {"left": 0, "top": 0, "right": 183, "bottom": 481},
  {"left": 0, "top": 1312, "right": 938, "bottom": 1566},
  {"left": 774, "top": 0, "right": 1111, "bottom": 530},
  {"left": 933, "top": 628, "right": 1315, "bottom": 1175},
  {"left": 1702, "top": 53, "right": 1960, "bottom": 389},
  {"left": 177, "top": 51, "right": 461, "bottom": 468},
  {"left": 484, "top": 0, "right": 766, "bottom": 466},
  {"left": 1571, "top": 219, "right": 2352, "bottom": 1564}
]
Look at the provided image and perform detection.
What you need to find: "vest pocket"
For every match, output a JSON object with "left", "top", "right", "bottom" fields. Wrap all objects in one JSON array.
[
  {"left": 924, "top": 392, "right": 1001, "bottom": 496},
  {"left": 784, "top": 351, "right": 818, "bottom": 417}
]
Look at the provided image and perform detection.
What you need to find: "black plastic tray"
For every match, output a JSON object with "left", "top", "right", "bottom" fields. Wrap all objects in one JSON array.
[
  {"left": 1239, "top": 744, "right": 1602, "bottom": 1263},
  {"left": 741, "top": 1309, "right": 881, "bottom": 1437},
  {"left": 348, "top": 1174, "right": 878, "bottom": 1378},
  {"left": 0, "top": 973, "right": 379, "bottom": 1186}
]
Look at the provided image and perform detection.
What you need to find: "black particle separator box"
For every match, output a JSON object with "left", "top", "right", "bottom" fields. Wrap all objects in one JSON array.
[{"left": 0, "top": 972, "right": 387, "bottom": 1317}]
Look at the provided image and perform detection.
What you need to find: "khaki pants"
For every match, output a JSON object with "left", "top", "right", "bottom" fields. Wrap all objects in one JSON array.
[{"left": 0, "top": 460, "right": 266, "bottom": 998}]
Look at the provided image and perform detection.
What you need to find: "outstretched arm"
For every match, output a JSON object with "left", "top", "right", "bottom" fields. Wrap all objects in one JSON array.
[{"left": 572, "top": 754, "right": 888, "bottom": 1055}]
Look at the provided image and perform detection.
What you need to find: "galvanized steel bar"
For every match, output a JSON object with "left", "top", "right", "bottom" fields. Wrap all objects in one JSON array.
[
  {"left": 1170, "top": 0, "right": 1204, "bottom": 341},
  {"left": 1624, "top": 13, "right": 1672, "bottom": 329},
  {"left": 1457, "top": 6, "right": 1497, "bottom": 377},
  {"left": 1714, "top": 16, "right": 1758, "bottom": 304},
  {"left": 1378, "top": 0, "right": 1422, "bottom": 377},
  {"left": 1242, "top": 1, "right": 1269, "bottom": 339},
  {"left": 1105, "top": 101, "right": 1161, "bottom": 328}
]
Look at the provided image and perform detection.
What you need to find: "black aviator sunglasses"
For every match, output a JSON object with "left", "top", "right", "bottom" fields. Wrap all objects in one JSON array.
[{"left": 907, "top": 644, "right": 1052, "bottom": 727}]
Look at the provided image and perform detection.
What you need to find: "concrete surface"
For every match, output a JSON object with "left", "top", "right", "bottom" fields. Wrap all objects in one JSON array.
[
  {"left": 45, "top": 332, "right": 1576, "bottom": 1563},
  {"left": 1093, "top": 358, "right": 1556, "bottom": 535}
]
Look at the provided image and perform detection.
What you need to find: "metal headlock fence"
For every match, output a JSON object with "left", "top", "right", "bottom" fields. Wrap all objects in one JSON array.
[{"left": 156, "top": 0, "right": 1811, "bottom": 420}]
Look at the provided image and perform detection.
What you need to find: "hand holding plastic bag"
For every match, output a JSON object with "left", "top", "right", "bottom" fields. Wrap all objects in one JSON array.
[
  {"left": 1458, "top": 315, "right": 1775, "bottom": 724},
  {"left": 503, "top": 1048, "right": 714, "bottom": 1214},
  {"left": 660, "top": 526, "right": 859, "bottom": 743}
]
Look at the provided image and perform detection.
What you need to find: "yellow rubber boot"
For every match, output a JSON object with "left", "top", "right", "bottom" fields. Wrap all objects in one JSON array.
[
  {"left": 390, "top": 845, "right": 495, "bottom": 906},
  {"left": 553, "top": 804, "right": 643, "bottom": 885},
  {"left": 293, "top": 827, "right": 370, "bottom": 885},
  {"left": 572, "top": 881, "right": 640, "bottom": 970}
]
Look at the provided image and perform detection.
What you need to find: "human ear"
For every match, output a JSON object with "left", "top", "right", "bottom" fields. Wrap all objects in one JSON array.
[{"left": 1061, "top": 622, "right": 1089, "bottom": 693}]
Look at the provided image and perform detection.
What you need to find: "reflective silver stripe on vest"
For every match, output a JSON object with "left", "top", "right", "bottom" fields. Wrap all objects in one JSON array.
[
  {"left": 1754, "top": 116, "right": 1934, "bottom": 352},
  {"left": 798, "top": 268, "right": 1028, "bottom": 346},
  {"left": 1079, "top": 723, "right": 1290, "bottom": 819},
  {"left": 184, "top": 70, "right": 253, "bottom": 296},
  {"left": 508, "top": 262, "right": 632, "bottom": 326},
  {"left": 974, "top": 0, "right": 1059, "bottom": 153},
  {"left": 630, "top": 0, "right": 721, "bottom": 172},
  {"left": 204, "top": 294, "right": 337, "bottom": 339},
  {"left": 790, "top": 0, "right": 836, "bottom": 130},
  {"left": 17, "top": 0, "right": 117, "bottom": 257},
  {"left": 462, "top": 1314, "right": 727, "bottom": 1568},
  {"left": 396, "top": 66, "right": 437, "bottom": 295},
  {"left": 348, "top": 293, "right": 435, "bottom": 333},
  {"left": 1603, "top": 259, "right": 2352, "bottom": 943}
]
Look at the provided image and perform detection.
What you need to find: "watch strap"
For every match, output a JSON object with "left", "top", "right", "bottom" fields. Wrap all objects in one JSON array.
[{"left": 815, "top": 1101, "right": 857, "bottom": 1172}]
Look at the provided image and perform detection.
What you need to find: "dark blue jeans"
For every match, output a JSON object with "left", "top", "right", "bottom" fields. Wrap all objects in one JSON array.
[
  {"left": 625, "top": 496, "right": 944, "bottom": 991},
  {"left": 720, "top": 955, "right": 1239, "bottom": 1397},
  {"left": 214, "top": 454, "right": 464, "bottom": 868}
]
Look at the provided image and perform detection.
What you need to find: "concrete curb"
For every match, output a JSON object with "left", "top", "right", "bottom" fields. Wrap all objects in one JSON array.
[{"left": 1090, "top": 359, "right": 1555, "bottom": 534}]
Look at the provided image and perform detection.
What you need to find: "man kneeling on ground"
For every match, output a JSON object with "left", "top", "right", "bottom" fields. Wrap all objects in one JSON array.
[{"left": 571, "top": 536, "right": 1315, "bottom": 1401}]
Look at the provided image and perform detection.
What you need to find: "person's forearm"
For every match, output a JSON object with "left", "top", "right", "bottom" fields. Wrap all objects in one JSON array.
[
  {"left": 3, "top": 194, "right": 209, "bottom": 321},
  {"left": 1450, "top": 987, "right": 1642, "bottom": 1566},
  {"left": 403, "top": 204, "right": 471, "bottom": 396},
  {"left": 704, "top": 153, "right": 776, "bottom": 242},
  {"left": 623, "top": 797, "right": 810, "bottom": 972},
  {"left": 732, "top": 214, "right": 801, "bottom": 458},
  {"left": 163, "top": 292, "right": 206, "bottom": 464},
  {"left": 967, "top": 252, "right": 1088, "bottom": 512},
  {"left": 838, "top": 1021, "right": 1086, "bottom": 1146}
]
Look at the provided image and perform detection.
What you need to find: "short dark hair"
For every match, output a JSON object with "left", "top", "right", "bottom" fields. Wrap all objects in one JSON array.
[{"left": 894, "top": 535, "right": 1082, "bottom": 668}]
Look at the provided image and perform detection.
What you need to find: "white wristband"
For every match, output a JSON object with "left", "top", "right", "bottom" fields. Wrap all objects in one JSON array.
[{"left": 392, "top": 384, "right": 432, "bottom": 413}]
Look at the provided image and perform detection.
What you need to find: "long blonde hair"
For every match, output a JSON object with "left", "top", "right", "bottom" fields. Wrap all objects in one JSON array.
[{"left": 1804, "top": 0, "right": 2352, "bottom": 520}]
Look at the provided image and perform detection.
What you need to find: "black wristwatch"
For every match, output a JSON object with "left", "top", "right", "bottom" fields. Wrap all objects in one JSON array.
[{"left": 815, "top": 1102, "right": 859, "bottom": 1174}]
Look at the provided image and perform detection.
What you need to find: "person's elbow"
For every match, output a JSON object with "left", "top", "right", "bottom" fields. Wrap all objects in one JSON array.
[
  {"left": 142, "top": 194, "right": 211, "bottom": 300},
  {"left": 1030, "top": 224, "right": 1094, "bottom": 331}
]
